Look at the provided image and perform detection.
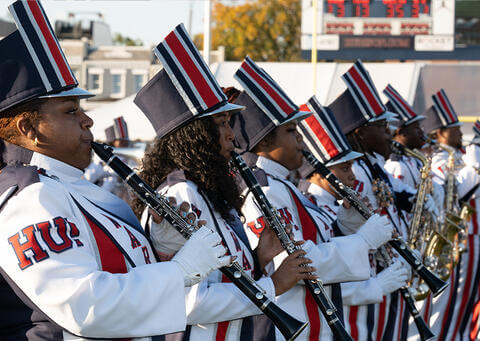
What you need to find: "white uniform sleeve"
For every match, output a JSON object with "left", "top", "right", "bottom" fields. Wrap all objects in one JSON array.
[
  {"left": 0, "top": 179, "right": 187, "bottom": 338},
  {"left": 162, "top": 181, "right": 276, "bottom": 325},
  {"left": 242, "top": 178, "right": 371, "bottom": 285},
  {"left": 341, "top": 278, "right": 384, "bottom": 306}
]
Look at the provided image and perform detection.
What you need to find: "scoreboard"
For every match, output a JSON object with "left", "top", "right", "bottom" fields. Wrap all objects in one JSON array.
[
  {"left": 325, "top": 0, "right": 430, "bottom": 19},
  {"left": 301, "top": 0, "right": 455, "bottom": 57}
]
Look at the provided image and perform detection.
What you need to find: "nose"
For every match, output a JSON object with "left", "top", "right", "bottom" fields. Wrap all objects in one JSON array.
[
  {"left": 296, "top": 129, "right": 303, "bottom": 143},
  {"left": 226, "top": 122, "right": 235, "bottom": 141},
  {"left": 80, "top": 109, "right": 94, "bottom": 129}
]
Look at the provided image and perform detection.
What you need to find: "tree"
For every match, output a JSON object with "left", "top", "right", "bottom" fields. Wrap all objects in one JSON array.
[
  {"left": 196, "top": 0, "right": 302, "bottom": 62},
  {"left": 113, "top": 33, "right": 143, "bottom": 46}
]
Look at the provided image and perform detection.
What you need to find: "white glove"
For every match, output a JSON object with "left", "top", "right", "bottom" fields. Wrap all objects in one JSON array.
[
  {"left": 432, "top": 182, "right": 444, "bottom": 210},
  {"left": 464, "top": 144, "right": 480, "bottom": 168},
  {"left": 336, "top": 204, "right": 367, "bottom": 235},
  {"left": 357, "top": 214, "right": 393, "bottom": 249},
  {"left": 172, "top": 226, "right": 230, "bottom": 287},
  {"left": 375, "top": 261, "right": 409, "bottom": 295},
  {"left": 150, "top": 217, "right": 186, "bottom": 255},
  {"left": 424, "top": 194, "right": 440, "bottom": 218}
]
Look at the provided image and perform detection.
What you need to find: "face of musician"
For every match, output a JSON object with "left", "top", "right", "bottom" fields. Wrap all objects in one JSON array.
[
  {"left": 16, "top": 97, "right": 94, "bottom": 170},
  {"left": 213, "top": 112, "right": 235, "bottom": 160},
  {"left": 356, "top": 119, "right": 391, "bottom": 158},
  {"left": 437, "top": 125, "right": 463, "bottom": 150},
  {"left": 254, "top": 122, "right": 304, "bottom": 170},
  {"left": 309, "top": 160, "right": 356, "bottom": 199},
  {"left": 395, "top": 121, "right": 425, "bottom": 149}
]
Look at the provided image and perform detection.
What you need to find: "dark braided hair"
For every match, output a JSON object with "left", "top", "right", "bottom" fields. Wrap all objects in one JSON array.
[{"left": 132, "top": 116, "right": 242, "bottom": 221}]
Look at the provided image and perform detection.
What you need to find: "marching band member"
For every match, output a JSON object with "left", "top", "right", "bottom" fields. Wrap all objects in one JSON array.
[
  {"left": 0, "top": 3, "right": 232, "bottom": 339},
  {"left": 329, "top": 60, "right": 437, "bottom": 341},
  {"left": 296, "top": 96, "right": 409, "bottom": 341},
  {"left": 230, "top": 56, "right": 395, "bottom": 341},
  {"left": 422, "top": 90, "right": 479, "bottom": 341},
  {"left": 133, "top": 24, "right": 313, "bottom": 340}
]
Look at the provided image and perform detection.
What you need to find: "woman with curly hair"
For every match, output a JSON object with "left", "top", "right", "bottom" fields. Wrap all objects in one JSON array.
[{"left": 132, "top": 25, "right": 315, "bottom": 340}]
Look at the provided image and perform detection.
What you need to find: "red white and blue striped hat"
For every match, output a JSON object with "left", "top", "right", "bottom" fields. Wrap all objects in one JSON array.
[
  {"left": 0, "top": 0, "right": 92, "bottom": 112},
  {"left": 134, "top": 23, "right": 243, "bottom": 139},
  {"left": 298, "top": 96, "right": 362, "bottom": 167},
  {"left": 432, "top": 89, "right": 461, "bottom": 128},
  {"left": 230, "top": 56, "right": 311, "bottom": 152},
  {"left": 342, "top": 60, "right": 396, "bottom": 123},
  {"left": 383, "top": 84, "right": 424, "bottom": 126},
  {"left": 473, "top": 120, "right": 480, "bottom": 137},
  {"left": 113, "top": 116, "right": 129, "bottom": 140}
]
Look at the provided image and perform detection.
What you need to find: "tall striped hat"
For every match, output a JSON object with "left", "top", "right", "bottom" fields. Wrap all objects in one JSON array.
[
  {"left": 231, "top": 56, "right": 311, "bottom": 153},
  {"left": 473, "top": 120, "right": 480, "bottom": 137},
  {"left": 341, "top": 60, "right": 396, "bottom": 123},
  {"left": 383, "top": 84, "right": 424, "bottom": 126},
  {"left": 113, "top": 116, "right": 129, "bottom": 140},
  {"left": 298, "top": 96, "right": 362, "bottom": 168},
  {"left": 432, "top": 89, "right": 461, "bottom": 127},
  {"left": 134, "top": 23, "right": 243, "bottom": 139},
  {"left": 0, "top": 0, "right": 92, "bottom": 112}
]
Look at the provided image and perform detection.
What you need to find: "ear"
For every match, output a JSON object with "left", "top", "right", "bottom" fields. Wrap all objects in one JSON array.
[{"left": 16, "top": 115, "right": 36, "bottom": 140}]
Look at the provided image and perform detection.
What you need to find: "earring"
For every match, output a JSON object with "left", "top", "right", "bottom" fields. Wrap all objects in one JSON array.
[{"left": 33, "top": 137, "right": 38, "bottom": 147}]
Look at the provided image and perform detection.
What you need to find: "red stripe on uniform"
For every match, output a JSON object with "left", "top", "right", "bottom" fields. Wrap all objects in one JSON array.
[
  {"left": 423, "top": 294, "right": 432, "bottom": 321},
  {"left": 27, "top": 1, "right": 75, "bottom": 85},
  {"left": 437, "top": 92, "right": 456, "bottom": 123},
  {"left": 305, "top": 115, "right": 340, "bottom": 158},
  {"left": 289, "top": 188, "right": 322, "bottom": 339},
  {"left": 397, "top": 298, "right": 404, "bottom": 341},
  {"left": 471, "top": 199, "right": 478, "bottom": 235},
  {"left": 82, "top": 213, "right": 127, "bottom": 274},
  {"left": 242, "top": 62, "right": 295, "bottom": 116},
  {"left": 349, "top": 306, "right": 359, "bottom": 340},
  {"left": 376, "top": 297, "right": 387, "bottom": 341},
  {"left": 165, "top": 33, "right": 219, "bottom": 108},
  {"left": 215, "top": 271, "right": 232, "bottom": 340},
  {"left": 452, "top": 236, "right": 476, "bottom": 339},
  {"left": 386, "top": 86, "right": 416, "bottom": 117},
  {"left": 439, "top": 272, "right": 457, "bottom": 340},
  {"left": 349, "top": 67, "right": 383, "bottom": 116},
  {"left": 471, "top": 294, "right": 480, "bottom": 340}
]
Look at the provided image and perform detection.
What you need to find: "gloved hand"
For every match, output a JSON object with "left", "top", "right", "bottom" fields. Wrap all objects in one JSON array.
[
  {"left": 464, "top": 144, "right": 480, "bottom": 168},
  {"left": 375, "top": 261, "right": 409, "bottom": 295},
  {"left": 336, "top": 204, "right": 367, "bottom": 235},
  {"left": 424, "top": 194, "right": 440, "bottom": 218},
  {"left": 432, "top": 182, "right": 444, "bottom": 210},
  {"left": 357, "top": 214, "right": 393, "bottom": 249},
  {"left": 172, "top": 226, "right": 230, "bottom": 287}
]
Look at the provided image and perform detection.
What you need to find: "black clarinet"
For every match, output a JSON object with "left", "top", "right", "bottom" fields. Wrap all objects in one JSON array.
[
  {"left": 303, "top": 150, "right": 442, "bottom": 341},
  {"left": 302, "top": 149, "right": 447, "bottom": 297},
  {"left": 91, "top": 142, "right": 308, "bottom": 341},
  {"left": 230, "top": 151, "right": 354, "bottom": 341}
]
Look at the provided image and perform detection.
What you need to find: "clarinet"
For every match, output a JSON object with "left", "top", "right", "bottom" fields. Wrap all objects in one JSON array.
[
  {"left": 91, "top": 142, "right": 308, "bottom": 341},
  {"left": 230, "top": 151, "right": 354, "bottom": 341},
  {"left": 303, "top": 150, "right": 442, "bottom": 341}
]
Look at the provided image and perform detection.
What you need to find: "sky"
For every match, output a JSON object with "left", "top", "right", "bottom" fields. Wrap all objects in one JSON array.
[{"left": 0, "top": 0, "right": 220, "bottom": 46}]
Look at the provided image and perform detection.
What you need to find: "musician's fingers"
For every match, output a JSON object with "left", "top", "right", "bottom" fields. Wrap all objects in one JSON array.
[
  {"left": 148, "top": 208, "right": 163, "bottom": 224},
  {"left": 294, "top": 240, "right": 305, "bottom": 246},
  {"left": 342, "top": 200, "right": 351, "bottom": 209},
  {"left": 290, "top": 249, "right": 307, "bottom": 258},
  {"left": 167, "top": 196, "right": 177, "bottom": 209},
  {"left": 186, "top": 212, "right": 197, "bottom": 225},
  {"left": 177, "top": 201, "right": 190, "bottom": 218},
  {"left": 298, "top": 265, "right": 316, "bottom": 274},
  {"left": 197, "top": 219, "right": 207, "bottom": 228}
]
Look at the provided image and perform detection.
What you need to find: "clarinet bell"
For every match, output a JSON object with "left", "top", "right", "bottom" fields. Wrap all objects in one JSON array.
[
  {"left": 414, "top": 315, "right": 436, "bottom": 341},
  {"left": 266, "top": 303, "right": 309, "bottom": 341}
]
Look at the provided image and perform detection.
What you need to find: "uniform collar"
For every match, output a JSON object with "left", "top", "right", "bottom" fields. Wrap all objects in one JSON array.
[
  {"left": 30, "top": 152, "right": 84, "bottom": 182},
  {"left": 256, "top": 156, "right": 290, "bottom": 179},
  {"left": 307, "top": 181, "right": 333, "bottom": 199}
]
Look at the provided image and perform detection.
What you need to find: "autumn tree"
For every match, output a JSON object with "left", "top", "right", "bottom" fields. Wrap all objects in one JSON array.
[{"left": 196, "top": 0, "right": 302, "bottom": 62}]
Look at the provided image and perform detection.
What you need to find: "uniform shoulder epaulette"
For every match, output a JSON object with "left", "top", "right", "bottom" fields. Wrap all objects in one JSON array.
[
  {"left": 0, "top": 164, "right": 40, "bottom": 212},
  {"left": 236, "top": 166, "right": 269, "bottom": 195}
]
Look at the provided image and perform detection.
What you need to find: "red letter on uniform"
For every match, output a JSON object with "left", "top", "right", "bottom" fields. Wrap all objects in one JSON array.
[{"left": 8, "top": 225, "right": 49, "bottom": 270}]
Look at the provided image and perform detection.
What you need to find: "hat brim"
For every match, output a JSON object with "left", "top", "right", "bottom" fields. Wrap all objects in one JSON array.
[
  {"left": 200, "top": 102, "right": 245, "bottom": 117},
  {"left": 447, "top": 121, "right": 463, "bottom": 128},
  {"left": 325, "top": 150, "right": 363, "bottom": 167},
  {"left": 282, "top": 110, "right": 312, "bottom": 125},
  {"left": 38, "top": 87, "right": 95, "bottom": 99},
  {"left": 369, "top": 111, "right": 398, "bottom": 123},
  {"left": 404, "top": 115, "right": 425, "bottom": 126}
]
